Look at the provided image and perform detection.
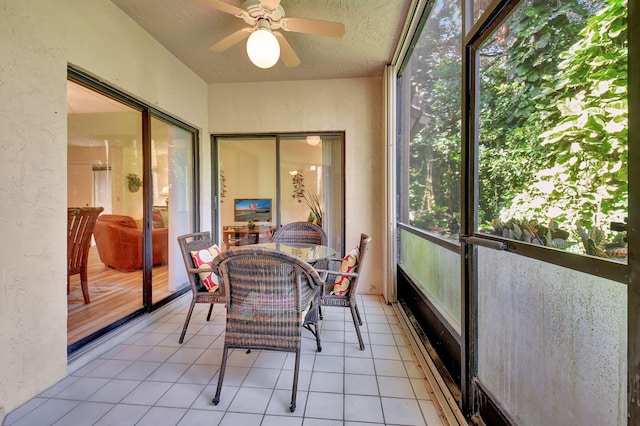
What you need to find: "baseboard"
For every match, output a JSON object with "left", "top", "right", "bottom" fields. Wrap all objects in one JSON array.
[{"left": 393, "top": 300, "right": 468, "bottom": 426}]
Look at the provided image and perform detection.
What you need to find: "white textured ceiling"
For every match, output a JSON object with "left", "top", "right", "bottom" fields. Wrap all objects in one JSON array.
[{"left": 110, "top": 0, "right": 411, "bottom": 84}]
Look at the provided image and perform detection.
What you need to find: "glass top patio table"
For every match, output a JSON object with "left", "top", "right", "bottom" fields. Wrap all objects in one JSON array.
[{"left": 252, "top": 242, "right": 336, "bottom": 263}]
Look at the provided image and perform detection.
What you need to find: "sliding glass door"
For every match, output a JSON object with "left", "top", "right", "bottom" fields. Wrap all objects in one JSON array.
[
  {"left": 149, "top": 116, "right": 195, "bottom": 304},
  {"left": 67, "top": 72, "right": 198, "bottom": 350},
  {"left": 214, "top": 133, "right": 344, "bottom": 255},
  {"left": 217, "top": 137, "right": 276, "bottom": 249}
]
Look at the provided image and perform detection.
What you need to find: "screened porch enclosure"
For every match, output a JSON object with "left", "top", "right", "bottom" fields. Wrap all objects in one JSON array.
[{"left": 394, "top": 0, "right": 633, "bottom": 424}]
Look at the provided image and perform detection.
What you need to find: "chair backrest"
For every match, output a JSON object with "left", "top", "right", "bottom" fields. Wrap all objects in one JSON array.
[
  {"left": 211, "top": 246, "right": 323, "bottom": 351},
  {"left": 270, "top": 221, "right": 327, "bottom": 246},
  {"left": 343, "top": 233, "right": 372, "bottom": 299},
  {"left": 67, "top": 207, "right": 104, "bottom": 275},
  {"left": 177, "top": 231, "right": 225, "bottom": 296}
]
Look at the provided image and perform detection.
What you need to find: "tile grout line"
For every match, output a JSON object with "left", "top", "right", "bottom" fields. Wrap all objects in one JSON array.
[{"left": 394, "top": 301, "right": 467, "bottom": 426}]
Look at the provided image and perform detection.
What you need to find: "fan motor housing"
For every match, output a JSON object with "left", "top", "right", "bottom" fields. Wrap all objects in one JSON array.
[{"left": 243, "top": 0, "right": 285, "bottom": 22}]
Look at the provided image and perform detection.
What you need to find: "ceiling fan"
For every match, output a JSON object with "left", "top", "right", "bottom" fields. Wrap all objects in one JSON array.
[{"left": 197, "top": 0, "right": 346, "bottom": 69}]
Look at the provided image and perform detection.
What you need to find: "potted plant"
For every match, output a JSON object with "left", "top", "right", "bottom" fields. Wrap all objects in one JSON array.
[
  {"left": 304, "top": 191, "right": 323, "bottom": 226},
  {"left": 126, "top": 173, "right": 142, "bottom": 192}
]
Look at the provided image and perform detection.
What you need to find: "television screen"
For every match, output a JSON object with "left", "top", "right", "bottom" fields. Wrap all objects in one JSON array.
[{"left": 234, "top": 198, "right": 272, "bottom": 222}]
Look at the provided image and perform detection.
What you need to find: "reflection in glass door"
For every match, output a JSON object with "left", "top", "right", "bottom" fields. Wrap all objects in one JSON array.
[
  {"left": 150, "top": 116, "right": 194, "bottom": 304},
  {"left": 280, "top": 135, "right": 344, "bottom": 255},
  {"left": 215, "top": 134, "right": 344, "bottom": 255},
  {"left": 218, "top": 137, "right": 277, "bottom": 251},
  {"left": 67, "top": 76, "right": 197, "bottom": 349},
  {"left": 67, "top": 79, "right": 144, "bottom": 346}
]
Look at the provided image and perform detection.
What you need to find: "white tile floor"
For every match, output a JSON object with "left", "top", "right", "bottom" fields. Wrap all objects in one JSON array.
[{"left": 4, "top": 294, "right": 446, "bottom": 426}]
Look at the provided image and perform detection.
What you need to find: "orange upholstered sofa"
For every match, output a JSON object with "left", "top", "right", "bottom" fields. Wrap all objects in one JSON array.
[{"left": 93, "top": 214, "right": 168, "bottom": 271}]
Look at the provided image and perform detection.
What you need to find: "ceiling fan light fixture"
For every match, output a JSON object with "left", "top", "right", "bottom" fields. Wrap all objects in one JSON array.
[
  {"left": 246, "top": 27, "right": 280, "bottom": 69},
  {"left": 306, "top": 135, "right": 321, "bottom": 146}
]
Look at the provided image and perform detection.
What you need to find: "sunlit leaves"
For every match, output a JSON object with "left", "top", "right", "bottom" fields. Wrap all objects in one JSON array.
[{"left": 478, "top": 0, "right": 627, "bottom": 252}]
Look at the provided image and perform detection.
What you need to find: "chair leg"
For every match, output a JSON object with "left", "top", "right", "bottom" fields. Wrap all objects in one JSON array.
[
  {"left": 212, "top": 345, "right": 229, "bottom": 405},
  {"left": 179, "top": 298, "right": 197, "bottom": 344},
  {"left": 303, "top": 323, "right": 322, "bottom": 353},
  {"left": 206, "top": 303, "right": 214, "bottom": 321},
  {"left": 350, "top": 305, "right": 365, "bottom": 350},
  {"left": 354, "top": 303, "right": 363, "bottom": 326},
  {"left": 290, "top": 349, "right": 300, "bottom": 412},
  {"left": 80, "top": 268, "right": 90, "bottom": 304}
]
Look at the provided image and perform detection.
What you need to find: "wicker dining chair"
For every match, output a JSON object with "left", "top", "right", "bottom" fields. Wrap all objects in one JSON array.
[
  {"left": 177, "top": 231, "right": 226, "bottom": 344},
  {"left": 317, "top": 233, "right": 371, "bottom": 350},
  {"left": 270, "top": 221, "right": 327, "bottom": 246},
  {"left": 67, "top": 206, "right": 104, "bottom": 304},
  {"left": 210, "top": 246, "right": 323, "bottom": 412}
]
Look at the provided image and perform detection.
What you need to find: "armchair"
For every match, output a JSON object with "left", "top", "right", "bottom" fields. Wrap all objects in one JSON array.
[
  {"left": 210, "top": 246, "right": 323, "bottom": 412},
  {"left": 317, "top": 233, "right": 371, "bottom": 350},
  {"left": 93, "top": 214, "right": 168, "bottom": 271},
  {"left": 67, "top": 207, "right": 104, "bottom": 304}
]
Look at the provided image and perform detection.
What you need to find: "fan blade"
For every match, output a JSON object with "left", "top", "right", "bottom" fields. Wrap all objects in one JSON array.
[
  {"left": 194, "top": 0, "right": 245, "bottom": 17},
  {"left": 280, "top": 17, "right": 345, "bottom": 38},
  {"left": 210, "top": 28, "right": 252, "bottom": 52},
  {"left": 259, "top": 0, "right": 281, "bottom": 11},
  {"left": 273, "top": 32, "right": 301, "bottom": 67}
]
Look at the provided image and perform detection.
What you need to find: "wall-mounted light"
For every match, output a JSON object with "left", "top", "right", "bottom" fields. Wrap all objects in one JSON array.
[
  {"left": 246, "top": 21, "right": 280, "bottom": 69},
  {"left": 306, "top": 135, "right": 321, "bottom": 146}
]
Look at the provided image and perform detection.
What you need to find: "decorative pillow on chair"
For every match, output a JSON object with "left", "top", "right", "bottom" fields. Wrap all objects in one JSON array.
[
  {"left": 331, "top": 245, "right": 360, "bottom": 296},
  {"left": 190, "top": 245, "right": 221, "bottom": 292}
]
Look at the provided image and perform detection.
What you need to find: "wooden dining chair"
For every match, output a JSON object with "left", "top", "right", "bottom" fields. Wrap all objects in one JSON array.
[
  {"left": 317, "top": 233, "right": 371, "bottom": 350},
  {"left": 270, "top": 221, "right": 327, "bottom": 245},
  {"left": 67, "top": 207, "right": 104, "bottom": 304},
  {"left": 210, "top": 246, "right": 323, "bottom": 412},
  {"left": 177, "top": 231, "right": 226, "bottom": 343}
]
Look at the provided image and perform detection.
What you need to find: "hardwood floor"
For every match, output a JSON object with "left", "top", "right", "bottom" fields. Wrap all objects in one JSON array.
[{"left": 67, "top": 247, "right": 180, "bottom": 345}]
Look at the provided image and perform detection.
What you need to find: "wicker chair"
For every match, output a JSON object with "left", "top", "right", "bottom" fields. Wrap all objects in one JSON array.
[
  {"left": 317, "top": 233, "right": 371, "bottom": 350},
  {"left": 177, "top": 232, "right": 226, "bottom": 344},
  {"left": 211, "top": 246, "right": 323, "bottom": 412},
  {"left": 67, "top": 207, "right": 104, "bottom": 304},
  {"left": 270, "top": 221, "right": 327, "bottom": 245}
]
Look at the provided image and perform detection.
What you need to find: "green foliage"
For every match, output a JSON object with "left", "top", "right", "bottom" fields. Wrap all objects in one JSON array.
[
  {"left": 577, "top": 225, "right": 627, "bottom": 259},
  {"left": 501, "top": 0, "right": 627, "bottom": 233},
  {"left": 408, "top": 0, "right": 462, "bottom": 228},
  {"left": 411, "top": 206, "right": 460, "bottom": 239},
  {"left": 487, "top": 219, "right": 575, "bottom": 249},
  {"left": 476, "top": 0, "right": 595, "bottom": 223},
  {"left": 126, "top": 173, "right": 142, "bottom": 187},
  {"left": 405, "top": 0, "right": 627, "bottom": 259}
]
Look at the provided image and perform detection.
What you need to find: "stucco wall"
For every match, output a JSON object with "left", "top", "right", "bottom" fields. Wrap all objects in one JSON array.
[
  {"left": 0, "top": 0, "right": 208, "bottom": 415},
  {"left": 208, "top": 79, "right": 386, "bottom": 294}
]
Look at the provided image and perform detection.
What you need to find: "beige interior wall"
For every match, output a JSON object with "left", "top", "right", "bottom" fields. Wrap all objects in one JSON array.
[
  {"left": 219, "top": 139, "right": 277, "bottom": 227},
  {"left": 279, "top": 138, "right": 324, "bottom": 225},
  {"left": 0, "top": 0, "right": 209, "bottom": 415},
  {"left": 208, "top": 78, "right": 385, "bottom": 294}
]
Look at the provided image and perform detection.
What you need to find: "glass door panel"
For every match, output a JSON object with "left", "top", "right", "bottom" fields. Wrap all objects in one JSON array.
[
  {"left": 67, "top": 79, "right": 143, "bottom": 345},
  {"left": 280, "top": 135, "right": 344, "bottom": 255},
  {"left": 150, "top": 116, "right": 195, "bottom": 304},
  {"left": 218, "top": 137, "right": 277, "bottom": 251}
]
